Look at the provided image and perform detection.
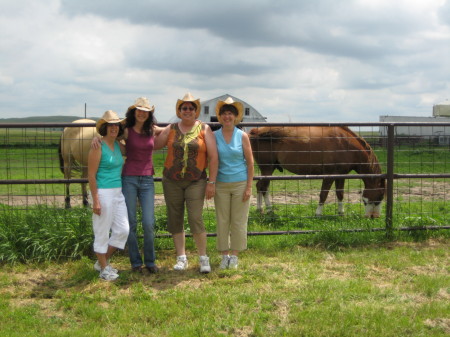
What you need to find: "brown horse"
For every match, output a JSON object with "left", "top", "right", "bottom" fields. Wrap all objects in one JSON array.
[
  {"left": 249, "top": 126, "right": 385, "bottom": 218},
  {"left": 58, "top": 119, "right": 98, "bottom": 208}
]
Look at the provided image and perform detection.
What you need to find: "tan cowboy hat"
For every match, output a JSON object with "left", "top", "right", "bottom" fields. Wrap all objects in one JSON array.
[
  {"left": 96, "top": 110, "right": 123, "bottom": 133},
  {"left": 127, "top": 97, "right": 155, "bottom": 114},
  {"left": 176, "top": 92, "right": 201, "bottom": 119},
  {"left": 215, "top": 97, "right": 244, "bottom": 125}
]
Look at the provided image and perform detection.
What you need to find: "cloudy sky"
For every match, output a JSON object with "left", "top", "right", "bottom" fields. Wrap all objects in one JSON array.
[{"left": 1, "top": 0, "right": 449, "bottom": 122}]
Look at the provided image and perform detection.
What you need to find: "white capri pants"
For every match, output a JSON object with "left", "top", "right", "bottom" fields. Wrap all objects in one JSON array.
[
  {"left": 214, "top": 181, "right": 250, "bottom": 252},
  {"left": 92, "top": 188, "right": 129, "bottom": 254}
]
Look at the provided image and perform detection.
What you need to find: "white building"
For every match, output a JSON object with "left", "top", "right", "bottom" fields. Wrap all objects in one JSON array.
[
  {"left": 379, "top": 101, "right": 450, "bottom": 145},
  {"left": 199, "top": 94, "right": 266, "bottom": 124}
]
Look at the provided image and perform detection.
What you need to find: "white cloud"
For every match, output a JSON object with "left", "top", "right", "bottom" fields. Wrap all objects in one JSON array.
[{"left": 0, "top": 0, "right": 449, "bottom": 122}]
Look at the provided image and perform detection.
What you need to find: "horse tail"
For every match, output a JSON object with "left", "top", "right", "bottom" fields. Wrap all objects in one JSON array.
[{"left": 58, "top": 136, "right": 65, "bottom": 175}]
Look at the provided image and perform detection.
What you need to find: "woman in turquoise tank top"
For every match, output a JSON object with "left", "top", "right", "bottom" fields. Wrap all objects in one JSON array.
[
  {"left": 88, "top": 110, "right": 129, "bottom": 281},
  {"left": 213, "top": 97, "right": 254, "bottom": 269}
]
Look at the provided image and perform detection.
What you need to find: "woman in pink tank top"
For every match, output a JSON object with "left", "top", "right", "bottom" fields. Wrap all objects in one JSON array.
[{"left": 121, "top": 97, "right": 161, "bottom": 274}]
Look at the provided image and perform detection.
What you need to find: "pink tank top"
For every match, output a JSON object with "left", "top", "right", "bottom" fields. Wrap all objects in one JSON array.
[{"left": 122, "top": 127, "right": 155, "bottom": 176}]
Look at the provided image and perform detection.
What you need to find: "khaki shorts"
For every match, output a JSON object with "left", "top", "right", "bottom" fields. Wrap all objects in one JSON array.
[{"left": 162, "top": 177, "right": 207, "bottom": 234}]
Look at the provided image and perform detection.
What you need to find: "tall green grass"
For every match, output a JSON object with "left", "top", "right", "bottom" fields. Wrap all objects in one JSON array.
[{"left": 1, "top": 202, "right": 448, "bottom": 264}]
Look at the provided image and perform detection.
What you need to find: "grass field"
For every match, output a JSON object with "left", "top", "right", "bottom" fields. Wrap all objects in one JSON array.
[
  {"left": 0, "top": 236, "right": 448, "bottom": 336},
  {"left": 0, "top": 129, "right": 449, "bottom": 336}
]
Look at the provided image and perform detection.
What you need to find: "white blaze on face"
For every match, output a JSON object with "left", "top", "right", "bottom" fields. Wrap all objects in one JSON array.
[{"left": 363, "top": 197, "right": 381, "bottom": 218}]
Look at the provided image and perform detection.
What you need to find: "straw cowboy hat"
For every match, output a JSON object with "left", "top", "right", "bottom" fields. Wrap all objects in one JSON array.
[
  {"left": 215, "top": 97, "right": 244, "bottom": 125},
  {"left": 127, "top": 97, "right": 155, "bottom": 114},
  {"left": 176, "top": 92, "right": 201, "bottom": 119},
  {"left": 96, "top": 110, "right": 123, "bottom": 133}
]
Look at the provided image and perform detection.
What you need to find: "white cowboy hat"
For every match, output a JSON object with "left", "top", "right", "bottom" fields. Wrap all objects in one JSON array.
[
  {"left": 176, "top": 92, "right": 201, "bottom": 119},
  {"left": 96, "top": 110, "right": 123, "bottom": 133},
  {"left": 215, "top": 97, "right": 244, "bottom": 125}
]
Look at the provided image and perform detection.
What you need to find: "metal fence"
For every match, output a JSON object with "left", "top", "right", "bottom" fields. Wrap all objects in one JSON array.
[{"left": 1, "top": 121, "right": 449, "bottom": 235}]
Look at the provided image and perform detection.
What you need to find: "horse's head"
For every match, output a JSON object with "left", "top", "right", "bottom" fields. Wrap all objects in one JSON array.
[{"left": 362, "top": 178, "right": 385, "bottom": 218}]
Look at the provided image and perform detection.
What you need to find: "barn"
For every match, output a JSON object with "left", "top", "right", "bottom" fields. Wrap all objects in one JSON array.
[{"left": 169, "top": 94, "right": 266, "bottom": 124}]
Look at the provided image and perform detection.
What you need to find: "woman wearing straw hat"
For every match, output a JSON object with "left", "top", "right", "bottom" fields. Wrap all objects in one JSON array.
[
  {"left": 91, "top": 97, "right": 161, "bottom": 274},
  {"left": 155, "top": 92, "right": 218, "bottom": 273},
  {"left": 121, "top": 97, "right": 161, "bottom": 274},
  {"left": 88, "top": 110, "right": 129, "bottom": 281},
  {"left": 213, "top": 97, "right": 254, "bottom": 269}
]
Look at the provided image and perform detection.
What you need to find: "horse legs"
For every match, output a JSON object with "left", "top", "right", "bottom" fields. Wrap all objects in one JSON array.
[
  {"left": 256, "top": 179, "right": 271, "bottom": 213},
  {"left": 335, "top": 178, "right": 345, "bottom": 216},
  {"left": 315, "top": 178, "right": 334, "bottom": 216}
]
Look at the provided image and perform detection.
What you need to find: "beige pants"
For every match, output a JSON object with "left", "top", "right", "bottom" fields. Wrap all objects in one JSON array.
[{"left": 214, "top": 181, "right": 250, "bottom": 252}]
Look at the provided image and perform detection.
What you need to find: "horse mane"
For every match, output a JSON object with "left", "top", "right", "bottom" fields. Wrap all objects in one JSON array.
[{"left": 340, "top": 126, "right": 381, "bottom": 174}]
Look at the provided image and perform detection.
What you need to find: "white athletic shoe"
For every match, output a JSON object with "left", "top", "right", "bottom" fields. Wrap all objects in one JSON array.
[
  {"left": 219, "top": 255, "right": 230, "bottom": 269},
  {"left": 94, "top": 260, "right": 118, "bottom": 274},
  {"left": 99, "top": 266, "right": 119, "bottom": 281},
  {"left": 229, "top": 255, "right": 238, "bottom": 269},
  {"left": 173, "top": 256, "right": 188, "bottom": 271},
  {"left": 199, "top": 256, "right": 211, "bottom": 274}
]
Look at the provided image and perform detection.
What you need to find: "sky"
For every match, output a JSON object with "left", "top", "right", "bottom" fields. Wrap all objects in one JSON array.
[{"left": 1, "top": 0, "right": 449, "bottom": 122}]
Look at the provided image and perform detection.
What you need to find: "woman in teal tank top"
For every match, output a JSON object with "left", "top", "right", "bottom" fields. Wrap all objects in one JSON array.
[
  {"left": 88, "top": 110, "right": 129, "bottom": 281},
  {"left": 213, "top": 97, "right": 254, "bottom": 270}
]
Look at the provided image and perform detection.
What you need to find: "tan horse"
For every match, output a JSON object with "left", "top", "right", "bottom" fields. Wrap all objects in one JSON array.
[
  {"left": 249, "top": 126, "right": 385, "bottom": 218},
  {"left": 58, "top": 119, "right": 98, "bottom": 208}
]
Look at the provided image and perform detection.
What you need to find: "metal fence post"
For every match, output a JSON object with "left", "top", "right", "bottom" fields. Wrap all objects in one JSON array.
[{"left": 385, "top": 124, "right": 395, "bottom": 237}]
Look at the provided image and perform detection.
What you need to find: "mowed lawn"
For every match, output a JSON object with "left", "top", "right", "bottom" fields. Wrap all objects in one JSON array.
[{"left": 0, "top": 236, "right": 448, "bottom": 337}]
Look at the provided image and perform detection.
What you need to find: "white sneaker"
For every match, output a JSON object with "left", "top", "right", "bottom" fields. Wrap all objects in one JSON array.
[
  {"left": 199, "top": 256, "right": 211, "bottom": 273},
  {"left": 94, "top": 260, "right": 118, "bottom": 274},
  {"left": 229, "top": 255, "right": 238, "bottom": 269},
  {"left": 99, "top": 267, "right": 119, "bottom": 281},
  {"left": 173, "top": 256, "right": 188, "bottom": 271},
  {"left": 219, "top": 255, "right": 230, "bottom": 269}
]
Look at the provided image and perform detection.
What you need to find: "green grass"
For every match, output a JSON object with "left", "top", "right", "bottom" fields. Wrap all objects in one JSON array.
[{"left": 0, "top": 238, "right": 448, "bottom": 336}]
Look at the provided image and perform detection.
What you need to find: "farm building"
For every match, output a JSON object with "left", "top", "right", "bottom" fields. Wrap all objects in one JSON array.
[
  {"left": 169, "top": 94, "right": 266, "bottom": 124},
  {"left": 379, "top": 100, "right": 450, "bottom": 145}
]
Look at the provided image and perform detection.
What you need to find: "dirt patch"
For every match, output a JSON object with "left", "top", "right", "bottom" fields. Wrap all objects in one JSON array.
[{"left": 1, "top": 180, "right": 449, "bottom": 208}]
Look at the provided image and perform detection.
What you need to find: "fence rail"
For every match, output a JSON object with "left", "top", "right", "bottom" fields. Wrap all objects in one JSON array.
[{"left": 1, "top": 121, "right": 450, "bottom": 236}]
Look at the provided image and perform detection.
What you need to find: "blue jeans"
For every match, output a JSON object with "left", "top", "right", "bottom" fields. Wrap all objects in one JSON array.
[{"left": 122, "top": 175, "right": 156, "bottom": 268}]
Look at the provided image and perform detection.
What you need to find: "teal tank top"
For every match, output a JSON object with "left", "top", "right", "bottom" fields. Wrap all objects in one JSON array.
[
  {"left": 96, "top": 141, "right": 124, "bottom": 189},
  {"left": 215, "top": 127, "right": 248, "bottom": 183}
]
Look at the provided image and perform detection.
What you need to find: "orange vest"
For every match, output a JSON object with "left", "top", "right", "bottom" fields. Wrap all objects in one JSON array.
[{"left": 163, "top": 122, "right": 208, "bottom": 181}]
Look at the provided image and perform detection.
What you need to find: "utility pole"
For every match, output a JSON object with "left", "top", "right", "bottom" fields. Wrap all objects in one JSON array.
[{"left": 84, "top": 103, "right": 87, "bottom": 119}]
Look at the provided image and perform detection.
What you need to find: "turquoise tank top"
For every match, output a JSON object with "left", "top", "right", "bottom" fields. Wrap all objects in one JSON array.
[
  {"left": 215, "top": 127, "right": 248, "bottom": 183},
  {"left": 96, "top": 141, "right": 124, "bottom": 188}
]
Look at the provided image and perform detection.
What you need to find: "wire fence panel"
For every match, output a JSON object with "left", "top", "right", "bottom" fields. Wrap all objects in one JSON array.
[{"left": 0, "top": 122, "right": 449, "bottom": 235}]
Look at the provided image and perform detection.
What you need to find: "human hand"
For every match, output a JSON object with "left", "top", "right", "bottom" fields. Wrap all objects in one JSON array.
[
  {"left": 92, "top": 200, "right": 101, "bottom": 216},
  {"left": 205, "top": 183, "right": 215, "bottom": 200},
  {"left": 242, "top": 187, "right": 252, "bottom": 202},
  {"left": 90, "top": 136, "right": 102, "bottom": 150}
]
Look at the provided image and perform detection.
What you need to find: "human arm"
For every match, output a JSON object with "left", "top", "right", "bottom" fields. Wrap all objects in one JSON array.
[
  {"left": 88, "top": 147, "right": 102, "bottom": 215},
  {"left": 154, "top": 125, "right": 170, "bottom": 150},
  {"left": 242, "top": 132, "right": 254, "bottom": 202},
  {"left": 204, "top": 124, "right": 218, "bottom": 200},
  {"left": 153, "top": 125, "right": 164, "bottom": 136}
]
